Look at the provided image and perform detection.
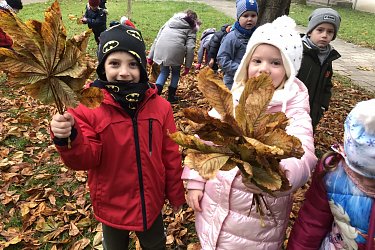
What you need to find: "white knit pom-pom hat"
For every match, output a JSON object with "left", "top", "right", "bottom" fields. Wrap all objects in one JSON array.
[{"left": 233, "top": 16, "right": 303, "bottom": 93}]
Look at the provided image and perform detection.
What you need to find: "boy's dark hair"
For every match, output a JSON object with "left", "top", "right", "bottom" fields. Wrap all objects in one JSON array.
[
  {"left": 185, "top": 9, "right": 198, "bottom": 21},
  {"left": 96, "top": 24, "right": 148, "bottom": 82},
  {"left": 6, "top": 0, "right": 23, "bottom": 11},
  {"left": 89, "top": 0, "right": 100, "bottom": 8},
  {"left": 183, "top": 9, "right": 201, "bottom": 28}
]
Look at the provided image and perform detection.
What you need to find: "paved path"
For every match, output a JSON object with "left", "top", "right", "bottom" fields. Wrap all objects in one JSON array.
[
  {"left": 23, "top": 0, "right": 375, "bottom": 93},
  {"left": 196, "top": 0, "right": 375, "bottom": 93},
  {"left": 22, "top": 0, "right": 45, "bottom": 3}
]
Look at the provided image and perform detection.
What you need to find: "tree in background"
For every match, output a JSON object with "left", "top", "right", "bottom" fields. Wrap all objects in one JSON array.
[{"left": 257, "top": 0, "right": 292, "bottom": 24}]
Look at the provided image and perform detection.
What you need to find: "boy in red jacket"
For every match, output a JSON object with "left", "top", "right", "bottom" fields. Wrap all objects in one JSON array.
[{"left": 50, "top": 24, "right": 185, "bottom": 249}]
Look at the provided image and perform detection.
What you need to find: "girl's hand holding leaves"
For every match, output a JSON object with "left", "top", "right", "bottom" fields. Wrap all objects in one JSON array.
[
  {"left": 170, "top": 67, "right": 305, "bottom": 195},
  {"left": 170, "top": 67, "right": 305, "bottom": 222}
]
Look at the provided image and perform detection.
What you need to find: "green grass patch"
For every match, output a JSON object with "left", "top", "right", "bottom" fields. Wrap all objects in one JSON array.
[
  {"left": 3, "top": 136, "right": 30, "bottom": 151},
  {"left": 17, "top": 1, "right": 375, "bottom": 52},
  {"left": 4, "top": 210, "right": 22, "bottom": 229},
  {"left": 332, "top": 73, "right": 375, "bottom": 97},
  {"left": 17, "top": 0, "right": 234, "bottom": 55},
  {"left": 0, "top": 73, "right": 7, "bottom": 83}
]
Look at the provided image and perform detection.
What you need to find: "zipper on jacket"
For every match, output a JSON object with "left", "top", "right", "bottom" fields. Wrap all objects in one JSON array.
[
  {"left": 132, "top": 116, "right": 148, "bottom": 231},
  {"left": 149, "top": 119, "right": 153, "bottom": 156}
]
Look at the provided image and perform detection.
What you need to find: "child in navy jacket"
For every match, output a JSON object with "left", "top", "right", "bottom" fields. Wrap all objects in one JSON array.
[
  {"left": 81, "top": 0, "right": 107, "bottom": 44},
  {"left": 207, "top": 24, "right": 231, "bottom": 71}
]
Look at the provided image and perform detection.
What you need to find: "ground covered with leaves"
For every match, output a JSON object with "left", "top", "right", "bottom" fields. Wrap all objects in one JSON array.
[{"left": 0, "top": 68, "right": 373, "bottom": 249}]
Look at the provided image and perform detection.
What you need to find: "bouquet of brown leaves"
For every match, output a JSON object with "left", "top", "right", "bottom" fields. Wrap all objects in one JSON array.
[{"left": 170, "top": 67, "right": 305, "bottom": 220}]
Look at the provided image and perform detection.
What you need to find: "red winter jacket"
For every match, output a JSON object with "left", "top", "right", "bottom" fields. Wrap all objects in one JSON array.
[
  {"left": 53, "top": 85, "right": 185, "bottom": 231},
  {"left": 287, "top": 161, "right": 333, "bottom": 249}
]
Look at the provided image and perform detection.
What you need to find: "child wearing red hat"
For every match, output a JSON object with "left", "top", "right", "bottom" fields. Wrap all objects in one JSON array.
[{"left": 81, "top": 0, "right": 107, "bottom": 44}]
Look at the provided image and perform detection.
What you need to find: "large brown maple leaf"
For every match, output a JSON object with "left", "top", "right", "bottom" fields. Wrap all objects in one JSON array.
[{"left": 0, "top": 0, "right": 100, "bottom": 114}]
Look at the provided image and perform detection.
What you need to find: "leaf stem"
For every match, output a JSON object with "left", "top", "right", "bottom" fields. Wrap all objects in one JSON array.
[{"left": 50, "top": 82, "right": 64, "bottom": 115}]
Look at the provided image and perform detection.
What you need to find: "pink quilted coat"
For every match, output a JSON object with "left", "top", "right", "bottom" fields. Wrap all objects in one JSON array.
[{"left": 182, "top": 78, "right": 318, "bottom": 249}]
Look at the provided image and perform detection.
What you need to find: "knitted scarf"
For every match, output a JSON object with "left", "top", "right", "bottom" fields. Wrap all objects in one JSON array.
[
  {"left": 91, "top": 79, "right": 149, "bottom": 117},
  {"left": 234, "top": 21, "right": 256, "bottom": 39},
  {"left": 302, "top": 35, "right": 332, "bottom": 65}
]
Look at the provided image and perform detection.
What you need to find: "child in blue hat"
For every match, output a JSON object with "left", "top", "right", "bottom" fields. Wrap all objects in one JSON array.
[
  {"left": 288, "top": 99, "right": 375, "bottom": 250},
  {"left": 217, "top": 0, "right": 258, "bottom": 90}
]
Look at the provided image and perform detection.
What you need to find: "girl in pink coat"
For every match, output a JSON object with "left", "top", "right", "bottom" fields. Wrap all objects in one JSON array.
[{"left": 182, "top": 16, "right": 318, "bottom": 249}]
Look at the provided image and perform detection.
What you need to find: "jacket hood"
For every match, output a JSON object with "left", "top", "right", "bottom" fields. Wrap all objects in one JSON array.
[
  {"left": 168, "top": 13, "right": 199, "bottom": 31},
  {"left": 220, "top": 24, "right": 231, "bottom": 32},
  {"left": 201, "top": 28, "right": 216, "bottom": 40}
]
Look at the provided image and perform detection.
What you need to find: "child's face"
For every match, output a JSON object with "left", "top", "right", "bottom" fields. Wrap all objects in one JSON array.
[
  {"left": 104, "top": 51, "right": 141, "bottom": 83},
  {"left": 308, "top": 23, "right": 335, "bottom": 48},
  {"left": 239, "top": 11, "right": 258, "bottom": 30},
  {"left": 247, "top": 44, "right": 286, "bottom": 88}
]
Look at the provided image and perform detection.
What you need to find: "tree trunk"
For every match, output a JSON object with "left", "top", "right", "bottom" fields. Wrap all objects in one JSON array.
[
  {"left": 127, "top": 0, "right": 132, "bottom": 19},
  {"left": 257, "top": 0, "right": 292, "bottom": 25},
  {"left": 285, "top": 0, "right": 292, "bottom": 15}
]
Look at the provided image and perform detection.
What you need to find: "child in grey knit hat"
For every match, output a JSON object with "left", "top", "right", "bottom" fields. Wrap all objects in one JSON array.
[{"left": 297, "top": 7, "right": 342, "bottom": 130}]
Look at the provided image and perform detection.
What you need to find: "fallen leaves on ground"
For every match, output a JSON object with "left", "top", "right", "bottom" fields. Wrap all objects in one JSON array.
[
  {"left": 0, "top": 66, "right": 373, "bottom": 249},
  {"left": 356, "top": 66, "right": 374, "bottom": 71}
]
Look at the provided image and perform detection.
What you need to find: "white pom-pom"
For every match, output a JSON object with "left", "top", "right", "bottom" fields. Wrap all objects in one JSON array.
[
  {"left": 352, "top": 99, "right": 375, "bottom": 134},
  {"left": 273, "top": 15, "right": 296, "bottom": 29},
  {"left": 120, "top": 16, "right": 128, "bottom": 25}
]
